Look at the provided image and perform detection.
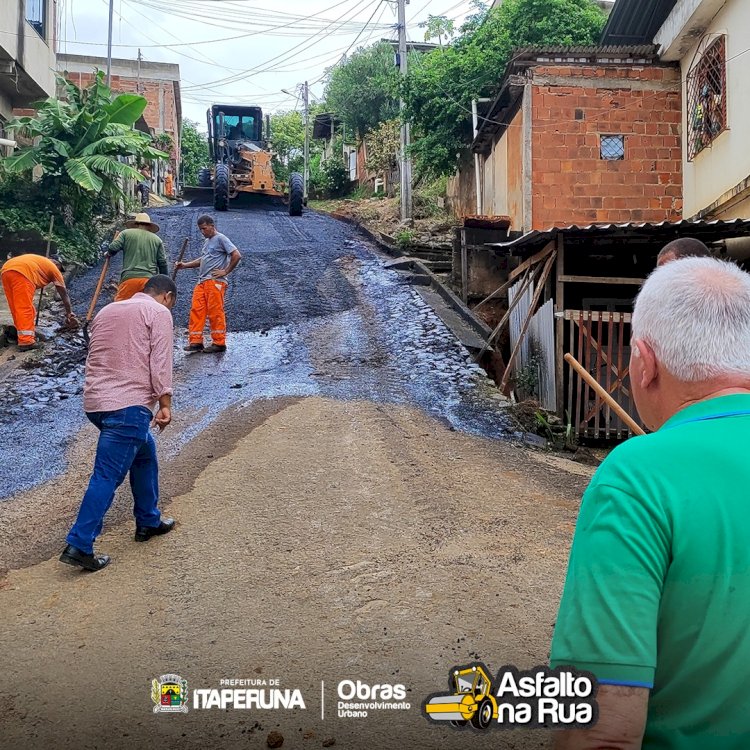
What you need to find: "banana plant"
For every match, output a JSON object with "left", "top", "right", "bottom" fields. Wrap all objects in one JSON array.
[{"left": 1, "top": 71, "right": 168, "bottom": 198}]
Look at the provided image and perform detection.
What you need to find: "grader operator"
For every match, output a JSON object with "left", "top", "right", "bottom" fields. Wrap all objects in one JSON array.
[{"left": 194, "top": 104, "right": 303, "bottom": 216}]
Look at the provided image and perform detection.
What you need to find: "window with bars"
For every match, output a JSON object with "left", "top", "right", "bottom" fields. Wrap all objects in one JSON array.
[
  {"left": 26, "top": 0, "right": 46, "bottom": 39},
  {"left": 600, "top": 135, "right": 625, "bottom": 160},
  {"left": 687, "top": 35, "right": 727, "bottom": 160}
]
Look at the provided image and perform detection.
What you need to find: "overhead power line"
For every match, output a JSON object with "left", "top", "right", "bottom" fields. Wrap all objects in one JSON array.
[{"left": 181, "top": 0, "right": 379, "bottom": 91}]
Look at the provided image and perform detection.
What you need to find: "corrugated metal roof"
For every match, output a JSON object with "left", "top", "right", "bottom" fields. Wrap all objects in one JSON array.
[
  {"left": 600, "top": 0, "right": 677, "bottom": 46},
  {"left": 488, "top": 218, "right": 750, "bottom": 252}
]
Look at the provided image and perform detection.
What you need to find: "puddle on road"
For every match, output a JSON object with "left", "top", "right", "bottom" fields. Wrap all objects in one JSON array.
[{"left": 0, "top": 245, "right": 510, "bottom": 500}]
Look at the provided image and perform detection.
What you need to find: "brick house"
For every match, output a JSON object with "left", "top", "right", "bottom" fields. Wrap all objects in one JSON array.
[
  {"left": 57, "top": 54, "right": 182, "bottom": 192},
  {"left": 449, "top": 46, "right": 682, "bottom": 231}
]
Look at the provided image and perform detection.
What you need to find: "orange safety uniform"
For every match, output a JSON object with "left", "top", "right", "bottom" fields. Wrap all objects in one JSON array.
[
  {"left": 1, "top": 255, "right": 64, "bottom": 346},
  {"left": 115, "top": 277, "right": 149, "bottom": 301},
  {"left": 164, "top": 173, "right": 174, "bottom": 197},
  {"left": 188, "top": 279, "right": 227, "bottom": 347}
]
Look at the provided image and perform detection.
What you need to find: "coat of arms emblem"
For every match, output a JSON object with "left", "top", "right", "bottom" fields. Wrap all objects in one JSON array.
[{"left": 152, "top": 673, "right": 189, "bottom": 714}]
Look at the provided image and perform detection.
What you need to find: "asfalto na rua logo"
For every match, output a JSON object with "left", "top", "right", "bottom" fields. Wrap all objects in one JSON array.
[
  {"left": 423, "top": 662, "right": 598, "bottom": 730},
  {"left": 152, "top": 673, "right": 189, "bottom": 714}
]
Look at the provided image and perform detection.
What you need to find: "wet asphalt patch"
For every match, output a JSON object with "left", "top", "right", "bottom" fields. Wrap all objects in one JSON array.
[{"left": 0, "top": 204, "right": 509, "bottom": 500}]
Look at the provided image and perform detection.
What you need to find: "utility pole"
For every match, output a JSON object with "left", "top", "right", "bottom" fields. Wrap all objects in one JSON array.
[
  {"left": 137, "top": 49, "right": 143, "bottom": 94},
  {"left": 106, "top": 0, "right": 114, "bottom": 87},
  {"left": 303, "top": 80, "right": 310, "bottom": 202},
  {"left": 397, "top": 0, "right": 413, "bottom": 222}
]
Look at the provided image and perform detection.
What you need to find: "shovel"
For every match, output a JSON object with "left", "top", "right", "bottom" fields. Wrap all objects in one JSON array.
[
  {"left": 34, "top": 215, "right": 55, "bottom": 328},
  {"left": 82, "top": 255, "right": 111, "bottom": 346},
  {"left": 172, "top": 237, "right": 189, "bottom": 280}
]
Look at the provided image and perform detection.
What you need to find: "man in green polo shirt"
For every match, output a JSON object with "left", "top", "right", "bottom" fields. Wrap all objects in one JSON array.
[
  {"left": 551, "top": 257, "right": 750, "bottom": 749},
  {"left": 107, "top": 212, "right": 168, "bottom": 301}
]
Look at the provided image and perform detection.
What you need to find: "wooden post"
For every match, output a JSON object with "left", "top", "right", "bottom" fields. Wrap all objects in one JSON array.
[
  {"left": 475, "top": 239, "right": 556, "bottom": 311},
  {"left": 473, "top": 261, "right": 545, "bottom": 363},
  {"left": 460, "top": 227, "right": 468, "bottom": 303},
  {"left": 555, "top": 234, "right": 565, "bottom": 416},
  {"left": 565, "top": 353, "right": 644, "bottom": 436}
]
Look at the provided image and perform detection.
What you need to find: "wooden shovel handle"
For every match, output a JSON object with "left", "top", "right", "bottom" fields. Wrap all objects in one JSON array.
[
  {"left": 86, "top": 254, "right": 111, "bottom": 324},
  {"left": 171, "top": 237, "right": 189, "bottom": 280},
  {"left": 564, "top": 352, "right": 645, "bottom": 436}
]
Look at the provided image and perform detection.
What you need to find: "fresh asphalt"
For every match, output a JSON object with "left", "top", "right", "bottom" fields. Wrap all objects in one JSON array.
[{"left": 0, "top": 200, "right": 510, "bottom": 500}]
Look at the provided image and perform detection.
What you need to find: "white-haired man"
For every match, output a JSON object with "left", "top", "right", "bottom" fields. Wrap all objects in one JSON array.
[{"left": 551, "top": 257, "right": 750, "bottom": 749}]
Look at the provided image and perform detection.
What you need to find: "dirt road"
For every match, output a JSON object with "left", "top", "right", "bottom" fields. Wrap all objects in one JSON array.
[{"left": 0, "top": 204, "right": 592, "bottom": 749}]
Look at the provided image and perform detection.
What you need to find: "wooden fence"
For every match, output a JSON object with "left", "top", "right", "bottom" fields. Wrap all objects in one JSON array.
[{"left": 564, "top": 310, "right": 641, "bottom": 440}]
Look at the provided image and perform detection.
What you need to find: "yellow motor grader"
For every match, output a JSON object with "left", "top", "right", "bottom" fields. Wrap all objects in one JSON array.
[{"left": 190, "top": 104, "right": 303, "bottom": 215}]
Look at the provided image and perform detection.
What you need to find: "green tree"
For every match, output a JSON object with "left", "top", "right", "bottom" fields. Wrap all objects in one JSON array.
[
  {"left": 365, "top": 119, "right": 400, "bottom": 178},
  {"left": 3, "top": 72, "right": 165, "bottom": 195},
  {"left": 269, "top": 108, "right": 327, "bottom": 182},
  {"left": 324, "top": 42, "right": 400, "bottom": 138},
  {"left": 0, "top": 71, "right": 167, "bottom": 263},
  {"left": 180, "top": 119, "right": 209, "bottom": 185},
  {"left": 420, "top": 15, "right": 456, "bottom": 47},
  {"left": 269, "top": 110, "right": 305, "bottom": 181},
  {"left": 404, "top": 0, "right": 606, "bottom": 175}
]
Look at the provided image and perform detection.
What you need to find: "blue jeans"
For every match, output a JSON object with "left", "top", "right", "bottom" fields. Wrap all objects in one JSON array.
[{"left": 66, "top": 406, "right": 162, "bottom": 554}]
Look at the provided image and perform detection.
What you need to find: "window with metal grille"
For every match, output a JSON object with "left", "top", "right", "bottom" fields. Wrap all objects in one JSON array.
[
  {"left": 687, "top": 35, "right": 727, "bottom": 160},
  {"left": 26, "top": 0, "right": 46, "bottom": 39},
  {"left": 600, "top": 135, "right": 625, "bottom": 160}
]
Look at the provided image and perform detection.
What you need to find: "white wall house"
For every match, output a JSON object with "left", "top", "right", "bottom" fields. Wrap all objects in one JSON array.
[
  {"left": 0, "top": 0, "right": 57, "bottom": 123},
  {"left": 654, "top": 0, "right": 750, "bottom": 219}
]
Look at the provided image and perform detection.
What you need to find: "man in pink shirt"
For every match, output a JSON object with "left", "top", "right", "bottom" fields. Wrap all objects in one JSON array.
[{"left": 60, "top": 275, "right": 177, "bottom": 572}]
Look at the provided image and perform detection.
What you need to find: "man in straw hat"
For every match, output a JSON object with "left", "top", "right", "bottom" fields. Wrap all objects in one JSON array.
[{"left": 107, "top": 212, "right": 168, "bottom": 301}]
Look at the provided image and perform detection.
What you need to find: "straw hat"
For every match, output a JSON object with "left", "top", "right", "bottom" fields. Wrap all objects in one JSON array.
[{"left": 125, "top": 212, "right": 160, "bottom": 233}]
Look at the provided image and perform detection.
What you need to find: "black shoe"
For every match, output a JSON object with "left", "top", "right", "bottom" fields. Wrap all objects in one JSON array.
[
  {"left": 202, "top": 344, "right": 227, "bottom": 353},
  {"left": 18, "top": 342, "right": 42, "bottom": 352},
  {"left": 184, "top": 343, "right": 204, "bottom": 352},
  {"left": 59, "top": 544, "right": 111, "bottom": 572},
  {"left": 134, "top": 517, "right": 175, "bottom": 542}
]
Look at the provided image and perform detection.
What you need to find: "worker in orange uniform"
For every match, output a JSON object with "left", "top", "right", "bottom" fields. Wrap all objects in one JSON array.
[
  {"left": 164, "top": 168, "right": 174, "bottom": 198},
  {"left": 1, "top": 252, "right": 79, "bottom": 351},
  {"left": 107, "top": 213, "right": 168, "bottom": 301},
  {"left": 174, "top": 214, "right": 241, "bottom": 353}
]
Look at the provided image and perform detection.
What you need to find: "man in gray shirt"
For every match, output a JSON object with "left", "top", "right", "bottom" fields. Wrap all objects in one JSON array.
[{"left": 175, "top": 214, "right": 242, "bottom": 353}]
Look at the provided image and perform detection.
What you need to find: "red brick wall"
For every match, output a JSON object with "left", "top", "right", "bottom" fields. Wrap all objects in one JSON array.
[
  {"left": 530, "top": 64, "right": 682, "bottom": 228},
  {"left": 61, "top": 71, "right": 180, "bottom": 162}
]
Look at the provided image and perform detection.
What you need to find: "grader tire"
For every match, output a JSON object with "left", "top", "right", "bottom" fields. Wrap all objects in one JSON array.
[
  {"left": 214, "top": 163, "right": 229, "bottom": 211},
  {"left": 198, "top": 167, "right": 212, "bottom": 188},
  {"left": 288, "top": 172, "right": 303, "bottom": 216}
]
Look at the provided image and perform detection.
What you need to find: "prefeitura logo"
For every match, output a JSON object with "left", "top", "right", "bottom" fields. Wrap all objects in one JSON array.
[{"left": 152, "top": 673, "right": 189, "bottom": 714}]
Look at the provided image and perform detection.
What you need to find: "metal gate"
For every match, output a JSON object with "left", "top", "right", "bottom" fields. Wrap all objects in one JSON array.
[{"left": 565, "top": 310, "right": 641, "bottom": 439}]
